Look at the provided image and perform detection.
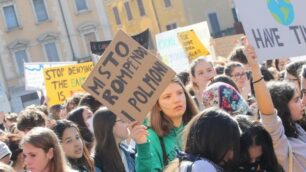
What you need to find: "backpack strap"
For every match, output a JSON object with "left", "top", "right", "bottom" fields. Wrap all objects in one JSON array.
[{"left": 159, "top": 136, "right": 168, "bottom": 166}]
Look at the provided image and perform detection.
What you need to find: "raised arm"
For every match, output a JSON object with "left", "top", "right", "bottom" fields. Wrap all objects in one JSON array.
[{"left": 243, "top": 40, "right": 275, "bottom": 115}]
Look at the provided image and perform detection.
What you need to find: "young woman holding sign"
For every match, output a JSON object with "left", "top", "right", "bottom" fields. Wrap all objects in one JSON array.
[
  {"left": 131, "top": 76, "right": 199, "bottom": 171},
  {"left": 243, "top": 38, "right": 306, "bottom": 172}
]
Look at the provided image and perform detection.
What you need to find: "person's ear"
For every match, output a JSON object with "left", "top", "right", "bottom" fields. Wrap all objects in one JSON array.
[
  {"left": 156, "top": 102, "right": 162, "bottom": 112},
  {"left": 47, "top": 148, "right": 54, "bottom": 160}
]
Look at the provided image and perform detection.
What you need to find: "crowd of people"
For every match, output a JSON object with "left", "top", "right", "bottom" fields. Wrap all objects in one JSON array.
[{"left": 0, "top": 37, "right": 305, "bottom": 172}]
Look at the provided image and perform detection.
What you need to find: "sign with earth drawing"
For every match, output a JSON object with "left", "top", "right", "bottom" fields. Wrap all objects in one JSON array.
[{"left": 234, "top": 0, "right": 306, "bottom": 61}]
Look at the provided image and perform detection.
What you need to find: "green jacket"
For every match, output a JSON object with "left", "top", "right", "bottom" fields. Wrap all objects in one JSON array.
[{"left": 136, "top": 124, "right": 184, "bottom": 172}]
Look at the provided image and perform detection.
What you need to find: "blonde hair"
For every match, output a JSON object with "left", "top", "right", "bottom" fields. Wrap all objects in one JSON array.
[
  {"left": 149, "top": 77, "right": 199, "bottom": 136},
  {"left": 20, "top": 127, "right": 68, "bottom": 172}
]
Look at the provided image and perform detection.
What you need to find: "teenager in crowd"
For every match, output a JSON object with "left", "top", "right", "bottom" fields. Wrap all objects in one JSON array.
[
  {"left": 48, "top": 104, "right": 63, "bottom": 121},
  {"left": 166, "top": 108, "right": 240, "bottom": 172},
  {"left": 203, "top": 82, "right": 249, "bottom": 118},
  {"left": 78, "top": 94, "right": 103, "bottom": 113},
  {"left": 65, "top": 93, "right": 84, "bottom": 114},
  {"left": 6, "top": 134, "right": 24, "bottom": 172},
  {"left": 187, "top": 57, "right": 216, "bottom": 110},
  {"left": 93, "top": 107, "right": 135, "bottom": 172},
  {"left": 224, "top": 62, "right": 251, "bottom": 100},
  {"left": 275, "top": 58, "right": 290, "bottom": 72},
  {"left": 284, "top": 60, "right": 306, "bottom": 96},
  {"left": 0, "top": 141, "right": 11, "bottom": 165},
  {"left": 131, "top": 76, "right": 199, "bottom": 171},
  {"left": 67, "top": 106, "right": 94, "bottom": 152},
  {"left": 21, "top": 127, "right": 70, "bottom": 172},
  {"left": 52, "top": 120, "right": 94, "bottom": 172},
  {"left": 16, "top": 109, "right": 46, "bottom": 134},
  {"left": 243, "top": 40, "right": 306, "bottom": 171},
  {"left": 3, "top": 113, "right": 17, "bottom": 132},
  {"left": 237, "top": 124, "right": 284, "bottom": 172},
  {"left": 300, "top": 65, "right": 306, "bottom": 106}
]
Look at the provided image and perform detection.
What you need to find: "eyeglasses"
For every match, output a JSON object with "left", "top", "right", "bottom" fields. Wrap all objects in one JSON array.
[{"left": 232, "top": 72, "right": 246, "bottom": 79}]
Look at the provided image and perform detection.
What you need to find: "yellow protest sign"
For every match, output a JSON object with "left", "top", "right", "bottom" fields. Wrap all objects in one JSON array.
[
  {"left": 44, "top": 62, "right": 94, "bottom": 106},
  {"left": 177, "top": 29, "right": 210, "bottom": 60}
]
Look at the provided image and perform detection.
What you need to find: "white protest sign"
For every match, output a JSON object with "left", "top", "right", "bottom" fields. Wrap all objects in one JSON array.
[
  {"left": 234, "top": 0, "right": 306, "bottom": 61},
  {"left": 156, "top": 21, "right": 212, "bottom": 73},
  {"left": 24, "top": 62, "right": 76, "bottom": 90}
]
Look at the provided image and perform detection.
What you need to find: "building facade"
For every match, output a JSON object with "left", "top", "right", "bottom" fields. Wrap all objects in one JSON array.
[
  {"left": 103, "top": 0, "right": 188, "bottom": 49},
  {"left": 0, "top": 0, "right": 112, "bottom": 112},
  {"left": 182, "top": 0, "right": 238, "bottom": 38}
]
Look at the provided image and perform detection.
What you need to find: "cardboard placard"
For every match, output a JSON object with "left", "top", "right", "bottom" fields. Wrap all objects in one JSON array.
[
  {"left": 44, "top": 62, "right": 94, "bottom": 106},
  {"left": 83, "top": 30, "right": 176, "bottom": 122},
  {"left": 177, "top": 29, "right": 210, "bottom": 60},
  {"left": 234, "top": 0, "right": 306, "bottom": 61}
]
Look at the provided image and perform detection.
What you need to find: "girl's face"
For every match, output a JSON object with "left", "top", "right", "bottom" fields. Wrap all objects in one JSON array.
[
  {"left": 61, "top": 127, "right": 83, "bottom": 159},
  {"left": 113, "top": 118, "right": 129, "bottom": 140},
  {"left": 289, "top": 90, "right": 304, "bottom": 121},
  {"left": 248, "top": 145, "right": 262, "bottom": 162},
  {"left": 230, "top": 66, "right": 247, "bottom": 89},
  {"left": 278, "top": 58, "right": 289, "bottom": 71},
  {"left": 82, "top": 108, "right": 93, "bottom": 128},
  {"left": 158, "top": 82, "right": 187, "bottom": 121},
  {"left": 23, "top": 143, "right": 53, "bottom": 172},
  {"left": 192, "top": 61, "right": 216, "bottom": 89}
]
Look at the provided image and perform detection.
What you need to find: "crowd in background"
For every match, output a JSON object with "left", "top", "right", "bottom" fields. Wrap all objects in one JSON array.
[{"left": 0, "top": 37, "right": 305, "bottom": 172}]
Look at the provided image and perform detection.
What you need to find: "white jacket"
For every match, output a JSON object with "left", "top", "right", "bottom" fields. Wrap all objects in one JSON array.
[{"left": 261, "top": 112, "right": 306, "bottom": 172}]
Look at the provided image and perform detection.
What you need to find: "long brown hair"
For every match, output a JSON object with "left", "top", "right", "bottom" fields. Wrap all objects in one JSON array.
[
  {"left": 93, "top": 107, "right": 125, "bottom": 172},
  {"left": 20, "top": 127, "right": 68, "bottom": 172},
  {"left": 150, "top": 76, "right": 199, "bottom": 136},
  {"left": 52, "top": 120, "right": 94, "bottom": 172}
]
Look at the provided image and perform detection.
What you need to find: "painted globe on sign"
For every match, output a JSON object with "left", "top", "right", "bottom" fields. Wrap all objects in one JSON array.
[{"left": 266, "top": 0, "right": 295, "bottom": 26}]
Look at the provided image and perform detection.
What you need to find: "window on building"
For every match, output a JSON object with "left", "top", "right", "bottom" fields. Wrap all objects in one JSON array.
[
  {"left": 3, "top": 5, "right": 19, "bottom": 30},
  {"left": 75, "top": 0, "right": 88, "bottom": 11},
  {"left": 33, "top": 0, "right": 48, "bottom": 22},
  {"left": 164, "top": 0, "right": 172, "bottom": 8},
  {"left": 83, "top": 32, "right": 97, "bottom": 55},
  {"left": 208, "top": 12, "right": 221, "bottom": 35},
  {"left": 44, "top": 42, "right": 59, "bottom": 62},
  {"left": 166, "top": 23, "right": 177, "bottom": 30},
  {"left": 137, "top": 0, "right": 146, "bottom": 16},
  {"left": 124, "top": 2, "right": 133, "bottom": 21},
  {"left": 14, "top": 49, "right": 28, "bottom": 75},
  {"left": 113, "top": 7, "right": 121, "bottom": 25}
]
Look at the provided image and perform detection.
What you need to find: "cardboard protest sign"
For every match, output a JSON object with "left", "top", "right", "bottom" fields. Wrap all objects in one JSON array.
[
  {"left": 156, "top": 21, "right": 212, "bottom": 73},
  {"left": 177, "top": 29, "right": 210, "bottom": 60},
  {"left": 234, "top": 0, "right": 306, "bottom": 61},
  {"left": 90, "top": 29, "right": 149, "bottom": 55},
  {"left": 44, "top": 62, "right": 93, "bottom": 106},
  {"left": 83, "top": 30, "right": 176, "bottom": 123},
  {"left": 24, "top": 62, "right": 77, "bottom": 90}
]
